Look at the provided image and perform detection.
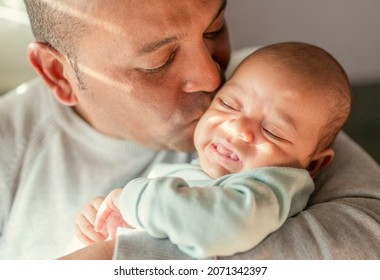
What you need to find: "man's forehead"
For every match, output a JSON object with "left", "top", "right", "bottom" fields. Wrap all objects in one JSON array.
[
  {"left": 39, "top": 0, "right": 225, "bottom": 35},
  {"left": 80, "top": 0, "right": 223, "bottom": 17}
]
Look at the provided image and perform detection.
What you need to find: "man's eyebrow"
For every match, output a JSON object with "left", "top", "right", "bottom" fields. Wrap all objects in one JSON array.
[
  {"left": 139, "top": 36, "right": 179, "bottom": 54},
  {"left": 139, "top": 0, "right": 226, "bottom": 54}
]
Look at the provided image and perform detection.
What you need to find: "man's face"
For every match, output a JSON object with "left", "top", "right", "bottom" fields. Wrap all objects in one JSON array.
[
  {"left": 62, "top": 0, "right": 230, "bottom": 151},
  {"left": 194, "top": 57, "right": 329, "bottom": 178}
]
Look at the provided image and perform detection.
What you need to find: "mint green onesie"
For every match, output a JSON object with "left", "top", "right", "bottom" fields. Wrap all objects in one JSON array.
[{"left": 119, "top": 160, "right": 314, "bottom": 259}]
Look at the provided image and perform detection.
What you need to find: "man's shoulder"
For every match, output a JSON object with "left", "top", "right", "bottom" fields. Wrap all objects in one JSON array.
[
  {"left": 0, "top": 79, "right": 56, "bottom": 186},
  {"left": 313, "top": 132, "right": 380, "bottom": 203},
  {"left": 0, "top": 79, "right": 56, "bottom": 159},
  {"left": 0, "top": 78, "right": 52, "bottom": 134},
  {"left": 0, "top": 78, "right": 50, "bottom": 118}
]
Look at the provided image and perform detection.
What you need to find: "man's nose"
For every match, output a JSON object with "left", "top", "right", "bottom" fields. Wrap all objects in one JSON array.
[
  {"left": 181, "top": 44, "right": 222, "bottom": 94},
  {"left": 228, "top": 118, "right": 254, "bottom": 143}
]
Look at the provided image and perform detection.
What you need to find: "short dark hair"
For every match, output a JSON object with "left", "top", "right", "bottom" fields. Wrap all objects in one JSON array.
[
  {"left": 24, "top": 0, "right": 90, "bottom": 88},
  {"left": 24, "top": 0, "right": 88, "bottom": 58}
]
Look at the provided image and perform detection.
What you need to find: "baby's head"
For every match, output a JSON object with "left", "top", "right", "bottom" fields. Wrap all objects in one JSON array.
[{"left": 194, "top": 42, "right": 351, "bottom": 179}]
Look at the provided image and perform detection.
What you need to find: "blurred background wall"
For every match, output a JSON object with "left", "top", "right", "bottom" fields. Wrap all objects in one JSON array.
[
  {"left": 226, "top": 0, "right": 380, "bottom": 85},
  {"left": 0, "top": 0, "right": 35, "bottom": 93},
  {"left": 1, "top": 0, "right": 379, "bottom": 163}
]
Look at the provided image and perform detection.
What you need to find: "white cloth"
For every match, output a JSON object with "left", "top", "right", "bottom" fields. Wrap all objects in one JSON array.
[{"left": 0, "top": 79, "right": 195, "bottom": 259}]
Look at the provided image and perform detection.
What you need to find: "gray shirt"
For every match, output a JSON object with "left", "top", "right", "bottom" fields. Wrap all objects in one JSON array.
[{"left": 0, "top": 79, "right": 194, "bottom": 259}]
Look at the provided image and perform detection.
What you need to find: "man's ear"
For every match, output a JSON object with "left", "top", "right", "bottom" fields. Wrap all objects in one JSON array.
[
  {"left": 27, "top": 42, "right": 78, "bottom": 106},
  {"left": 307, "top": 148, "right": 334, "bottom": 178}
]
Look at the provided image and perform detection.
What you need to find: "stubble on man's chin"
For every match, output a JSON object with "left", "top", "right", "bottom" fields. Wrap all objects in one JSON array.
[
  {"left": 148, "top": 72, "right": 226, "bottom": 152},
  {"left": 171, "top": 73, "right": 226, "bottom": 152},
  {"left": 162, "top": 127, "right": 197, "bottom": 152}
]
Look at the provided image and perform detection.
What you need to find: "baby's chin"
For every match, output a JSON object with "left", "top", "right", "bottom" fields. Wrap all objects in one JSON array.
[{"left": 201, "top": 161, "right": 231, "bottom": 179}]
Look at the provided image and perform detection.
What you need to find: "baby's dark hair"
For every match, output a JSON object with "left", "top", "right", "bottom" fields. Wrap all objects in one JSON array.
[{"left": 246, "top": 42, "right": 352, "bottom": 152}]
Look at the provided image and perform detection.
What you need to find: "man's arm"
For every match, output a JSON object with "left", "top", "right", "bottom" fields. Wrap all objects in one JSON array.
[
  {"left": 114, "top": 132, "right": 380, "bottom": 259},
  {"left": 58, "top": 240, "right": 115, "bottom": 260}
]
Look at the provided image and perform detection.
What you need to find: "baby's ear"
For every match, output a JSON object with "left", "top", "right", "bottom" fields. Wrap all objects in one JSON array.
[
  {"left": 307, "top": 148, "right": 335, "bottom": 178},
  {"left": 27, "top": 42, "right": 78, "bottom": 106}
]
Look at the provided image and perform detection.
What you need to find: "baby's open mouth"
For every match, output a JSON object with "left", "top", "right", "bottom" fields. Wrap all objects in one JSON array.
[{"left": 213, "top": 143, "right": 240, "bottom": 161}]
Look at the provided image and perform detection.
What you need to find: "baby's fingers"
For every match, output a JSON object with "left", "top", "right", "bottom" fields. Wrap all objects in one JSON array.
[
  {"left": 94, "top": 202, "right": 113, "bottom": 232},
  {"left": 75, "top": 197, "right": 108, "bottom": 244},
  {"left": 74, "top": 220, "right": 106, "bottom": 245}
]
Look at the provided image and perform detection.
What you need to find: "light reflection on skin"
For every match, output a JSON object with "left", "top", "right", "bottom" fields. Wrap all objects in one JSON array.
[
  {"left": 28, "top": 0, "right": 231, "bottom": 151},
  {"left": 36, "top": 0, "right": 165, "bottom": 114},
  {"left": 76, "top": 62, "right": 133, "bottom": 93},
  {"left": 39, "top": 0, "right": 226, "bottom": 97},
  {"left": 37, "top": 0, "right": 137, "bottom": 92},
  {"left": 38, "top": 0, "right": 127, "bottom": 36}
]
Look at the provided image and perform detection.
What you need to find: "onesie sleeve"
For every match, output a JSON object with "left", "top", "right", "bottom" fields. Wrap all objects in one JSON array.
[{"left": 119, "top": 167, "right": 314, "bottom": 259}]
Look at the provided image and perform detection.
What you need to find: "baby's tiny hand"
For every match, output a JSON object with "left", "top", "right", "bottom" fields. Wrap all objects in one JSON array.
[
  {"left": 74, "top": 197, "right": 109, "bottom": 245},
  {"left": 95, "top": 189, "right": 132, "bottom": 240}
]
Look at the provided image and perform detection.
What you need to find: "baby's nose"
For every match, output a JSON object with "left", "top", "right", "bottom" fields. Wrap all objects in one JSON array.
[
  {"left": 238, "top": 130, "right": 254, "bottom": 143},
  {"left": 228, "top": 118, "right": 254, "bottom": 143}
]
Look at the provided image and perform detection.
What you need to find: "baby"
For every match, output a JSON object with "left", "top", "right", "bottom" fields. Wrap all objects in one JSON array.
[{"left": 75, "top": 42, "right": 352, "bottom": 259}]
